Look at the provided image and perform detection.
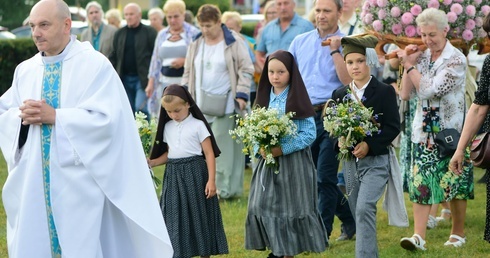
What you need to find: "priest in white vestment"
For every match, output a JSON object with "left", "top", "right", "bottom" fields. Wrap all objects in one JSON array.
[{"left": 0, "top": 0, "right": 173, "bottom": 257}]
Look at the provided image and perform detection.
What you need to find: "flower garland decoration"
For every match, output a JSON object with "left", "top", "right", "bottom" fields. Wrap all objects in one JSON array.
[
  {"left": 323, "top": 93, "right": 380, "bottom": 160},
  {"left": 229, "top": 107, "right": 297, "bottom": 173},
  {"left": 361, "top": 0, "right": 490, "bottom": 43},
  {"left": 135, "top": 111, "right": 161, "bottom": 187}
]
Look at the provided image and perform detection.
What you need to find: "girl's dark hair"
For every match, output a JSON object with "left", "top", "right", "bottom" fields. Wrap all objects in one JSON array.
[{"left": 196, "top": 4, "right": 221, "bottom": 23}]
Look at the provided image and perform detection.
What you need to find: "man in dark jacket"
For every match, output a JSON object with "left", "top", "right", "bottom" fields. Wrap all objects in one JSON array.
[{"left": 110, "top": 3, "right": 156, "bottom": 117}]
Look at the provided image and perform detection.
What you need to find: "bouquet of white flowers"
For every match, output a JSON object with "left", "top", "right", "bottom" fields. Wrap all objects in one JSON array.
[
  {"left": 229, "top": 107, "right": 297, "bottom": 171},
  {"left": 323, "top": 94, "right": 380, "bottom": 160},
  {"left": 135, "top": 111, "right": 161, "bottom": 187}
]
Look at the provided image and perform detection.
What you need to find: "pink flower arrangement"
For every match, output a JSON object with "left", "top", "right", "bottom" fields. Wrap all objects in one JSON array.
[{"left": 361, "top": 0, "right": 489, "bottom": 43}]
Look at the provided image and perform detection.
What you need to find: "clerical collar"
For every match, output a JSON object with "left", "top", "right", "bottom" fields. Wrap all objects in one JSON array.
[{"left": 42, "top": 35, "right": 76, "bottom": 64}]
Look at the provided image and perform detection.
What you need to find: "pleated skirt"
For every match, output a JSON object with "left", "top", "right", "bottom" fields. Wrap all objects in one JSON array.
[
  {"left": 161, "top": 156, "right": 228, "bottom": 258},
  {"left": 245, "top": 148, "right": 328, "bottom": 256}
]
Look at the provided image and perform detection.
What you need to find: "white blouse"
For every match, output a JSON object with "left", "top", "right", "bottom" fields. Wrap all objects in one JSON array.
[
  {"left": 164, "top": 114, "right": 210, "bottom": 159},
  {"left": 410, "top": 41, "right": 467, "bottom": 144}
]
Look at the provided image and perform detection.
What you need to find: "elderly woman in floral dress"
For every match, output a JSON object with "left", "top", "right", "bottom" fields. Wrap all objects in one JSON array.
[{"left": 398, "top": 8, "right": 474, "bottom": 251}]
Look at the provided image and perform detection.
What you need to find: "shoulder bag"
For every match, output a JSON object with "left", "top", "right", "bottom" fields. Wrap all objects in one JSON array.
[
  {"left": 470, "top": 132, "right": 490, "bottom": 168},
  {"left": 426, "top": 100, "right": 461, "bottom": 158},
  {"left": 198, "top": 40, "right": 229, "bottom": 117}
]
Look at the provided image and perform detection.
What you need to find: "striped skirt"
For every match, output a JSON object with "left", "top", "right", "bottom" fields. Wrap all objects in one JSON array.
[{"left": 245, "top": 148, "right": 328, "bottom": 256}]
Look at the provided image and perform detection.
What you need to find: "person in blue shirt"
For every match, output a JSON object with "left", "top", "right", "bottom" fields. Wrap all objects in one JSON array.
[
  {"left": 255, "top": 0, "right": 314, "bottom": 71},
  {"left": 245, "top": 50, "right": 327, "bottom": 258},
  {"left": 288, "top": 0, "right": 355, "bottom": 243}
]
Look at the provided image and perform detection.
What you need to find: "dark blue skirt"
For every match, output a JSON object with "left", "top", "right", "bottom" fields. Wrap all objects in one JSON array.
[{"left": 161, "top": 156, "right": 228, "bottom": 257}]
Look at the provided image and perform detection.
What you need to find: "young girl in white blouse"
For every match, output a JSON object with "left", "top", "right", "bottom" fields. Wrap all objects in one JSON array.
[{"left": 148, "top": 84, "right": 228, "bottom": 258}]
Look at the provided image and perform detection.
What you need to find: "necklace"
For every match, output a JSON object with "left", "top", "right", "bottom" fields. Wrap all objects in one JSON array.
[
  {"left": 429, "top": 60, "right": 435, "bottom": 70},
  {"left": 202, "top": 41, "right": 217, "bottom": 71}
]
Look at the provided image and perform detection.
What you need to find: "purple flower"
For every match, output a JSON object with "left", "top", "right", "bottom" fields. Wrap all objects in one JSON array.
[
  {"left": 428, "top": 0, "right": 440, "bottom": 9},
  {"left": 401, "top": 12, "right": 414, "bottom": 25},
  {"left": 447, "top": 12, "right": 458, "bottom": 23},
  {"left": 378, "top": 9, "right": 387, "bottom": 19},
  {"left": 373, "top": 20, "right": 383, "bottom": 31},
  {"left": 405, "top": 25, "right": 417, "bottom": 37},
  {"left": 451, "top": 3, "right": 464, "bottom": 15},
  {"left": 482, "top": 5, "right": 490, "bottom": 16},
  {"left": 465, "top": 19, "right": 476, "bottom": 30},
  {"left": 392, "top": 23, "right": 403, "bottom": 35},
  {"left": 450, "top": 27, "right": 462, "bottom": 37},
  {"left": 376, "top": 0, "right": 387, "bottom": 8},
  {"left": 443, "top": 0, "right": 453, "bottom": 5},
  {"left": 475, "top": 17, "right": 483, "bottom": 27},
  {"left": 361, "top": 96, "right": 367, "bottom": 102},
  {"left": 478, "top": 28, "right": 487, "bottom": 38},
  {"left": 363, "top": 13, "right": 374, "bottom": 25},
  {"left": 362, "top": 1, "right": 370, "bottom": 10},
  {"left": 474, "top": 0, "right": 482, "bottom": 5},
  {"left": 462, "top": 29, "right": 474, "bottom": 41},
  {"left": 410, "top": 5, "right": 422, "bottom": 16},
  {"left": 391, "top": 7, "right": 401, "bottom": 17},
  {"left": 466, "top": 5, "right": 476, "bottom": 16}
]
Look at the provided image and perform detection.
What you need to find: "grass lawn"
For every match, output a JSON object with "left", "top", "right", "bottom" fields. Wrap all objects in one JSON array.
[{"left": 1, "top": 151, "right": 490, "bottom": 257}]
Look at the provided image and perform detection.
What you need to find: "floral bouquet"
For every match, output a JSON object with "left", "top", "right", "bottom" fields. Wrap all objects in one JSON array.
[
  {"left": 361, "top": 0, "right": 489, "bottom": 43},
  {"left": 323, "top": 94, "right": 379, "bottom": 160},
  {"left": 135, "top": 111, "right": 161, "bottom": 187},
  {"left": 229, "top": 107, "right": 297, "bottom": 172}
]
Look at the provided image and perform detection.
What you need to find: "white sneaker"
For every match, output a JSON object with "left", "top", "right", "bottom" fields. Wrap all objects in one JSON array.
[
  {"left": 427, "top": 215, "right": 438, "bottom": 229},
  {"left": 400, "top": 234, "right": 427, "bottom": 251}
]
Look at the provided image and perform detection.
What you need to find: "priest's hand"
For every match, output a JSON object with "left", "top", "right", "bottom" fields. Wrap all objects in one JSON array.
[{"left": 19, "top": 99, "right": 56, "bottom": 125}]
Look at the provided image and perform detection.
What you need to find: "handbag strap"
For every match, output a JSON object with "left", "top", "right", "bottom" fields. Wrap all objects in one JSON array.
[
  {"left": 349, "top": 82, "right": 380, "bottom": 128},
  {"left": 426, "top": 97, "right": 466, "bottom": 128}
]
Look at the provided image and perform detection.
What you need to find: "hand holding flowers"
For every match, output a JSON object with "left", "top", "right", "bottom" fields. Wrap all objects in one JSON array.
[
  {"left": 323, "top": 94, "right": 379, "bottom": 160},
  {"left": 135, "top": 111, "right": 161, "bottom": 187},
  {"left": 229, "top": 107, "right": 297, "bottom": 170}
]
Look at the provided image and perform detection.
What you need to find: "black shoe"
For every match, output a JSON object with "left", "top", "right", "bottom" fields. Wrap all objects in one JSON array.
[{"left": 267, "top": 253, "right": 284, "bottom": 258}]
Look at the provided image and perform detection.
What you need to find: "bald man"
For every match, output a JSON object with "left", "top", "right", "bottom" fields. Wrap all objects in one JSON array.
[
  {"left": 110, "top": 3, "right": 157, "bottom": 119},
  {"left": 0, "top": 0, "right": 172, "bottom": 257}
]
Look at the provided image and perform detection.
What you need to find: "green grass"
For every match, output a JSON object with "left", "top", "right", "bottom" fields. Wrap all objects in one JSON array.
[{"left": 1, "top": 151, "right": 490, "bottom": 257}]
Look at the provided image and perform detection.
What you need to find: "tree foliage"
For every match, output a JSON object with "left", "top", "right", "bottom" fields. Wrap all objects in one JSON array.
[
  {"left": 0, "top": 0, "right": 109, "bottom": 30},
  {"left": 0, "top": 39, "right": 38, "bottom": 95}
]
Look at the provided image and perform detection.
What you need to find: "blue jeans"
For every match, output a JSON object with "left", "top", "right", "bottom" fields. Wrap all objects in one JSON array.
[
  {"left": 122, "top": 75, "right": 149, "bottom": 117},
  {"left": 311, "top": 110, "right": 356, "bottom": 238}
]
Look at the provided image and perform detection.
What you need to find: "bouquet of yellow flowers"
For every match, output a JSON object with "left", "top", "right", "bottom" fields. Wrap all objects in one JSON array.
[
  {"left": 229, "top": 107, "right": 297, "bottom": 170},
  {"left": 135, "top": 111, "right": 161, "bottom": 187},
  {"left": 323, "top": 94, "right": 379, "bottom": 160}
]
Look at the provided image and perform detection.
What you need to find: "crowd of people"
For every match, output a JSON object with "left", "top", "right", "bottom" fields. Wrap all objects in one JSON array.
[{"left": 1, "top": 0, "right": 490, "bottom": 257}]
